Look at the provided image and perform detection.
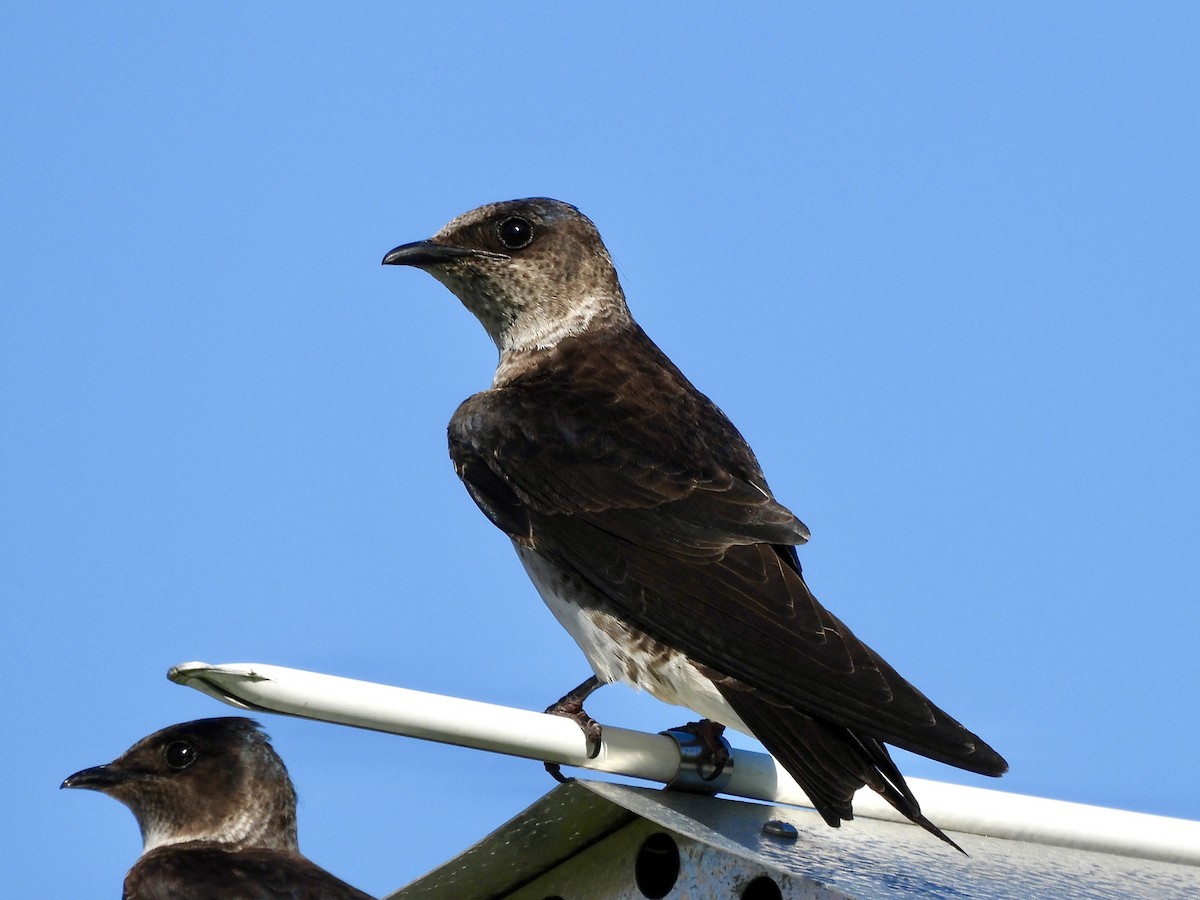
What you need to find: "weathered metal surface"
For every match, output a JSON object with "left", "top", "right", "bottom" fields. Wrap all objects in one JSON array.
[{"left": 387, "top": 780, "right": 1200, "bottom": 900}]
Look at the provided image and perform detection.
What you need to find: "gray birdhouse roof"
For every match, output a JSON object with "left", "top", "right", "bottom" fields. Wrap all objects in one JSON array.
[{"left": 387, "top": 780, "right": 1200, "bottom": 900}]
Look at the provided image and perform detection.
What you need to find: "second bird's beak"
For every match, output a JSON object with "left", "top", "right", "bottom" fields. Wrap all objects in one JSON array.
[
  {"left": 382, "top": 240, "right": 508, "bottom": 268},
  {"left": 61, "top": 764, "right": 128, "bottom": 793}
]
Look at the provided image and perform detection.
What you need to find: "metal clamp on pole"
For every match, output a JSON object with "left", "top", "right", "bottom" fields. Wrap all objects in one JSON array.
[{"left": 660, "top": 727, "right": 734, "bottom": 795}]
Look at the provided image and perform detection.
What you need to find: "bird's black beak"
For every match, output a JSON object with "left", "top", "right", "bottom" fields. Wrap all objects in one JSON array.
[
  {"left": 382, "top": 240, "right": 508, "bottom": 268},
  {"left": 61, "top": 764, "right": 127, "bottom": 792}
]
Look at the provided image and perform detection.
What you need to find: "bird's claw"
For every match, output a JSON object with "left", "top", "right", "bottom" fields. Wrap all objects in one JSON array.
[
  {"left": 544, "top": 761, "right": 572, "bottom": 784},
  {"left": 544, "top": 696, "right": 603, "bottom": 759},
  {"left": 542, "top": 675, "right": 604, "bottom": 784}
]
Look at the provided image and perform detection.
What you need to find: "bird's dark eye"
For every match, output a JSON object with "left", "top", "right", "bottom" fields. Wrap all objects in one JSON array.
[
  {"left": 497, "top": 216, "right": 534, "bottom": 250},
  {"left": 163, "top": 741, "right": 197, "bottom": 770}
]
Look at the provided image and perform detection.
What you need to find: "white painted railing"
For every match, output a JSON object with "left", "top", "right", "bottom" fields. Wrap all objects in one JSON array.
[{"left": 169, "top": 661, "right": 1200, "bottom": 866}]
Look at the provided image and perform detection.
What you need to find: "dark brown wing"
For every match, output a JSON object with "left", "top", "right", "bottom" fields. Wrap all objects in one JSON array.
[
  {"left": 449, "top": 326, "right": 1006, "bottom": 776},
  {"left": 125, "top": 846, "right": 374, "bottom": 900},
  {"left": 452, "top": 327, "right": 810, "bottom": 555}
]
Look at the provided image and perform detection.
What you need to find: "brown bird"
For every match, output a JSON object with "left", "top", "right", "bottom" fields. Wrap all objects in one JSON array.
[
  {"left": 383, "top": 197, "right": 1007, "bottom": 848},
  {"left": 62, "top": 717, "right": 374, "bottom": 899}
]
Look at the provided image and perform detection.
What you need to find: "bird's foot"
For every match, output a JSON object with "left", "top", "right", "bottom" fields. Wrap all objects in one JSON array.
[
  {"left": 542, "top": 676, "right": 604, "bottom": 782},
  {"left": 544, "top": 761, "right": 573, "bottom": 784},
  {"left": 544, "top": 675, "right": 604, "bottom": 757},
  {"left": 671, "top": 719, "right": 729, "bottom": 781}
]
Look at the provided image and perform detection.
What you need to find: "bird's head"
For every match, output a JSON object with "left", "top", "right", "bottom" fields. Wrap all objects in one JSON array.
[
  {"left": 383, "top": 197, "right": 632, "bottom": 355},
  {"left": 62, "top": 717, "right": 299, "bottom": 854}
]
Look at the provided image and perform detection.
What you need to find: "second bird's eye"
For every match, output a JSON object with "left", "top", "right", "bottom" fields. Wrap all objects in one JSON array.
[
  {"left": 163, "top": 741, "right": 197, "bottom": 770},
  {"left": 497, "top": 216, "right": 534, "bottom": 250}
]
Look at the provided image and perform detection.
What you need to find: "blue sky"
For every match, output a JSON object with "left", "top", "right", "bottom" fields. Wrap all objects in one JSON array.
[{"left": 4, "top": 5, "right": 1198, "bottom": 896}]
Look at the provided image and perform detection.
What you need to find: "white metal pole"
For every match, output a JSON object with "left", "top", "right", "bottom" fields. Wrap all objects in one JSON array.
[{"left": 169, "top": 660, "right": 1200, "bottom": 867}]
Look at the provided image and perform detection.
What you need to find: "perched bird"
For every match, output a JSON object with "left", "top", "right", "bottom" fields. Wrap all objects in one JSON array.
[
  {"left": 383, "top": 198, "right": 1007, "bottom": 847},
  {"left": 62, "top": 717, "right": 374, "bottom": 899}
]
